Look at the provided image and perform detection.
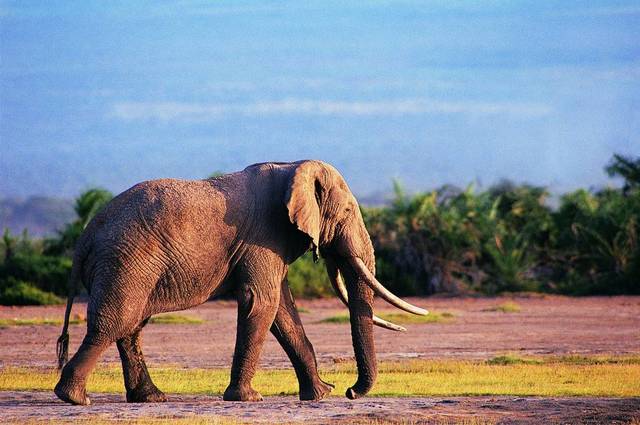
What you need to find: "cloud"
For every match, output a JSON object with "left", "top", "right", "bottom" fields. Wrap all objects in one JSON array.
[{"left": 110, "top": 98, "right": 552, "bottom": 122}]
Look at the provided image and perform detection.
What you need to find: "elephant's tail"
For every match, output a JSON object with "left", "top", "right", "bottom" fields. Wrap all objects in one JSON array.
[{"left": 56, "top": 252, "right": 83, "bottom": 370}]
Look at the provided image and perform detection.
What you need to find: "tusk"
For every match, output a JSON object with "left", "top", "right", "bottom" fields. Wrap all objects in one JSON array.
[
  {"left": 326, "top": 258, "right": 349, "bottom": 305},
  {"left": 373, "top": 315, "right": 406, "bottom": 332},
  {"left": 348, "top": 257, "right": 429, "bottom": 316},
  {"left": 326, "top": 258, "right": 406, "bottom": 332}
]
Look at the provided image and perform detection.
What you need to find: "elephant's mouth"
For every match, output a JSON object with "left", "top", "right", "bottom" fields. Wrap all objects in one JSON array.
[{"left": 324, "top": 256, "right": 429, "bottom": 332}]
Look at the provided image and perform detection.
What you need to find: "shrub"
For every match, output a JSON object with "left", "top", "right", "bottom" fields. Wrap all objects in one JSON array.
[
  {"left": 364, "top": 183, "right": 490, "bottom": 295},
  {"left": 0, "top": 278, "right": 64, "bottom": 306},
  {"left": 364, "top": 181, "right": 549, "bottom": 295},
  {"left": 1, "top": 228, "right": 43, "bottom": 260},
  {"left": 0, "top": 253, "right": 72, "bottom": 296},
  {"left": 287, "top": 253, "right": 333, "bottom": 298},
  {"left": 364, "top": 155, "right": 640, "bottom": 296},
  {"left": 553, "top": 188, "right": 640, "bottom": 294}
]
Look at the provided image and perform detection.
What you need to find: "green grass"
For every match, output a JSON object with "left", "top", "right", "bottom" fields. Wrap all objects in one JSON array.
[
  {"left": 148, "top": 314, "right": 204, "bottom": 325},
  {"left": 320, "top": 311, "right": 454, "bottom": 324},
  {"left": 319, "top": 314, "right": 352, "bottom": 323},
  {"left": 296, "top": 307, "right": 311, "bottom": 314},
  {"left": 4, "top": 356, "right": 639, "bottom": 398},
  {"left": 0, "top": 316, "right": 84, "bottom": 328},
  {"left": 377, "top": 311, "right": 454, "bottom": 324},
  {"left": 485, "top": 354, "right": 542, "bottom": 365},
  {"left": 482, "top": 301, "right": 521, "bottom": 313},
  {"left": 485, "top": 353, "right": 640, "bottom": 366}
]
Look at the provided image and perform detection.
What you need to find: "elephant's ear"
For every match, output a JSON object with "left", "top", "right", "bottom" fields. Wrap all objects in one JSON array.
[{"left": 285, "top": 161, "right": 323, "bottom": 261}]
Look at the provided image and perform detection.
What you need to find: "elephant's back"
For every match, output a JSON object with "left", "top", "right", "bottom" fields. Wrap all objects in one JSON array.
[
  {"left": 90, "top": 178, "right": 227, "bottom": 241},
  {"left": 81, "top": 179, "right": 236, "bottom": 307}
]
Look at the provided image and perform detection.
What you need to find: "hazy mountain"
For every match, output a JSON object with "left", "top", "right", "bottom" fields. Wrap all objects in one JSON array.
[{"left": 0, "top": 197, "right": 75, "bottom": 237}]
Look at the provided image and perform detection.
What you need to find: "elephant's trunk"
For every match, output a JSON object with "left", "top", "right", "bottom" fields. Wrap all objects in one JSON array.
[{"left": 342, "top": 264, "right": 377, "bottom": 399}]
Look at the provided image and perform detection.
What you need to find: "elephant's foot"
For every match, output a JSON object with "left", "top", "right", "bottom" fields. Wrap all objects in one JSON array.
[
  {"left": 223, "top": 385, "right": 263, "bottom": 401},
  {"left": 126, "top": 382, "right": 167, "bottom": 403},
  {"left": 300, "top": 379, "right": 334, "bottom": 401},
  {"left": 54, "top": 378, "right": 90, "bottom": 406}
]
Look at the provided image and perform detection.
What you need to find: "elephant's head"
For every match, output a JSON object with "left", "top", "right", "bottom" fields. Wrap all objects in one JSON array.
[{"left": 285, "top": 160, "right": 428, "bottom": 399}]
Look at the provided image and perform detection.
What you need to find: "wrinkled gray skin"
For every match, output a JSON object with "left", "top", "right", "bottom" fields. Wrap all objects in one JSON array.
[{"left": 54, "top": 160, "right": 390, "bottom": 405}]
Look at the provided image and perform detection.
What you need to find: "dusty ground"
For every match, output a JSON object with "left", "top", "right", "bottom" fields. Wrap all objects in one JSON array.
[
  {"left": 2, "top": 392, "right": 639, "bottom": 424},
  {"left": 1, "top": 295, "right": 639, "bottom": 423}
]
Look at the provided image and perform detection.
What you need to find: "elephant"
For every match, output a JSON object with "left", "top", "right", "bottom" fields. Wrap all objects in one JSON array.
[{"left": 54, "top": 160, "right": 427, "bottom": 405}]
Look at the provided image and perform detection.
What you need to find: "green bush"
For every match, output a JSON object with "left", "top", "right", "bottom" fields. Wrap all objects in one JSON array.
[
  {"left": 0, "top": 277, "right": 64, "bottom": 305},
  {"left": 1, "top": 228, "right": 43, "bottom": 260},
  {"left": 0, "top": 253, "right": 72, "bottom": 296},
  {"left": 287, "top": 253, "right": 333, "bottom": 298},
  {"left": 552, "top": 188, "right": 640, "bottom": 294},
  {"left": 364, "top": 155, "right": 640, "bottom": 296},
  {"left": 367, "top": 181, "right": 548, "bottom": 294},
  {"left": 364, "top": 183, "right": 490, "bottom": 295}
]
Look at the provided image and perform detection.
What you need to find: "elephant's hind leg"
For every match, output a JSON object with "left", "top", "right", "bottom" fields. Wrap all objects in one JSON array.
[
  {"left": 271, "top": 279, "right": 333, "bottom": 401},
  {"left": 223, "top": 263, "right": 281, "bottom": 401},
  {"left": 117, "top": 321, "right": 167, "bottom": 403},
  {"left": 55, "top": 277, "right": 150, "bottom": 406},
  {"left": 54, "top": 335, "right": 110, "bottom": 405}
]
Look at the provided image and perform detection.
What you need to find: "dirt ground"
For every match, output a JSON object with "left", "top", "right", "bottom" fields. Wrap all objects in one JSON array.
[
  {"left": 1, "top": 295, "right": 639, "bottom": 424},
  {"left": 2, "top": 392, "right": 639, "bottom": 424}
]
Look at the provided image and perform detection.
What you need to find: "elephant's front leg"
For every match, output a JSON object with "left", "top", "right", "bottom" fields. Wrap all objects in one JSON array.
[
  {"left": 271, "top": 279, "right": 333, "bottom": 401},
  {"left": 223, "top": 268, "right": 281, "bottom": 401}
]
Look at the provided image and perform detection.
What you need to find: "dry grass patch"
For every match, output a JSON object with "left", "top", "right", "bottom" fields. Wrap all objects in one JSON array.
[
  {"left": 0, "top": 315, "right": 84, "bottom": 328},
  {"left": 3, "top": 356, "right": 639, "bottom": 398},
  {"left": 377, "top": 311, "right": 454, "bottom": 324},
  {"left": 482, "top": 301, "right": 521, "bottom": 313},
  {"left": 148, "top": 314, "right": 204, "bottom": 325}
]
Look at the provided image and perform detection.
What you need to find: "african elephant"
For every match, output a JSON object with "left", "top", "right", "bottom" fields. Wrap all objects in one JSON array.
[{"left": 54, "top": 160, "right": 427, "bottom": 405}]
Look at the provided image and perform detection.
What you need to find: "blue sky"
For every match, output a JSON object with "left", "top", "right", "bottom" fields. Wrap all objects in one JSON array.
[{"left": 1, "top": 0, "right": 638, "bottom": 199}]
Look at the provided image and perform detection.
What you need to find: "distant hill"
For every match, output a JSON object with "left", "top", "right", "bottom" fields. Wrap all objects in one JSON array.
[
  {"left": 0, "top": 197, "right": 75, "bottom": 237},
  {"left": 357, "top": 191, "right": 391, "bottom": 207}
]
